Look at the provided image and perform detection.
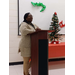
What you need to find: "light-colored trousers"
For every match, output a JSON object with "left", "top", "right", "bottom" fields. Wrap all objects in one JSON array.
[{"left": 23, "top": 57, "right": 31, "bottom": 75}]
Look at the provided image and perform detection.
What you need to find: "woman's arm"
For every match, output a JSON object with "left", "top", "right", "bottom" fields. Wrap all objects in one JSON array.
[{"left": 20, "top": 24, "right": 35, "bottom": 35}]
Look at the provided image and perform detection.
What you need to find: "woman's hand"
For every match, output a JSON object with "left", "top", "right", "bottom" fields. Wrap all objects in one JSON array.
[{"left": 35, "top": 27, "right": 41, "bottom": 31}]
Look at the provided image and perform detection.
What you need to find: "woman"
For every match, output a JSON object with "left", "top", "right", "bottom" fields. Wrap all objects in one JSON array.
[{"left": 18, "top": 12, "right": 41, "bottom": 75}]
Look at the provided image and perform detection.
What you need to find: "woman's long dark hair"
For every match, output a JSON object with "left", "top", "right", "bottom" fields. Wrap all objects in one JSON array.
[{"left": 23, "top": 12, "right": 30, "bottom": 23}]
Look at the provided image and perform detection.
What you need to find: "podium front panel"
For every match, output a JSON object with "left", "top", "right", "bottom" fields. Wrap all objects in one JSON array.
[{"left": 39, "top": 39, "right": 48, "bottom": 75}]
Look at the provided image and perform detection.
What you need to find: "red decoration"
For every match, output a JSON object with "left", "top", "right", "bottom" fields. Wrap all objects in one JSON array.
[
  {"left": 54, "top": 12, "right": 57, "bottom": 15},
  {"left": 51, "top": 41, "right": 55, "bottom": 44},
  {"left": 29, "top": 59, "right": 31, "bottom": 62},
  {"left": 51, "top": 41, "right": 59, "bottom": 44},
  {"left": 59, "top": 21, "right": 65, "bottom": 28},
  {"left": 56, "top": 41, "right": 59, "bottom": 44}
]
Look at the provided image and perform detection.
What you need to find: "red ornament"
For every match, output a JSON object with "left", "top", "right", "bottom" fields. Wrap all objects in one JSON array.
[
  {"left": 54, "top": 12, "right": 57, "bottom": 15},
  {"left": 51, "top": 41, "right": 55, "bottom": 44},
  {"left": 51, "top": 41, "right": 59, "bottom": 44},
  {"left": 59, "top": 21, "right": 65, "bottom": 28},
  {"left": 56, "top": 41, "right": 59, "bottom": 44}
]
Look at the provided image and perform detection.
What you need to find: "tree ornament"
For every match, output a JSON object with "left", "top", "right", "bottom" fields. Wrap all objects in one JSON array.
[{"left": 54, "top": 12, "right": 57, "bottom": 15}]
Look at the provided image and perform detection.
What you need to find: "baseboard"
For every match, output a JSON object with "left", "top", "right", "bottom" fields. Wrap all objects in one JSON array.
[
  {"left": 9, "top": 58, "right": 65, "bottom": 66},
  {"left": 48, "top": 58, "right": 65, "bottom": 62},
  {"left": 9, "top": 61, "right": 23, "bottom": 66}
]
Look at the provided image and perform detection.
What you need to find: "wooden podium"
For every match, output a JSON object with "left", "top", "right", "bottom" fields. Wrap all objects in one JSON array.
[{"left": 28, "top": 30, "right": 54, "bottom": 75}]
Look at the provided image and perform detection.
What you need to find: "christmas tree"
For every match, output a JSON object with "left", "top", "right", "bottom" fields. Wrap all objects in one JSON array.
[{"left": 49, "top": 12, "right": 60, "bottom": 44}]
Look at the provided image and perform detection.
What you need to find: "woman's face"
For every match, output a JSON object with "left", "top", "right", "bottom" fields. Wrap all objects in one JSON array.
[{"left": 26, "top": 14, "right": 33, "bottom": 23}]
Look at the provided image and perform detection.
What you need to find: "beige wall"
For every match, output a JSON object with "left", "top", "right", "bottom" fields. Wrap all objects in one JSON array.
[
  {"left": 9, "top": 0, "right": 23, "bottom": 62},
  {"left": 59, "top": 35, "right": 65, "bottom": 42},
  {"left": 9, "top": 0, "right": 65, "bottom": 62}
]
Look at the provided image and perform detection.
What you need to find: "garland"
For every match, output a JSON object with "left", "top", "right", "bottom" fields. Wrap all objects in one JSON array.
[{"left": 31, "top": 2, "right": 46, "bottom": 12}]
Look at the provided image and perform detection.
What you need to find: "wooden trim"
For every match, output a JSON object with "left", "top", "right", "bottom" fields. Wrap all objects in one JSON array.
[{"left": 17, "top": 0, "right": 21, "bottom": 36}]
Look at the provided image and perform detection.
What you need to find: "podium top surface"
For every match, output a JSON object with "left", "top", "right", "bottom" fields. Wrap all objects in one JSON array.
[{"left": 28, "top": 30, "right": 54, "bottom": 35}]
